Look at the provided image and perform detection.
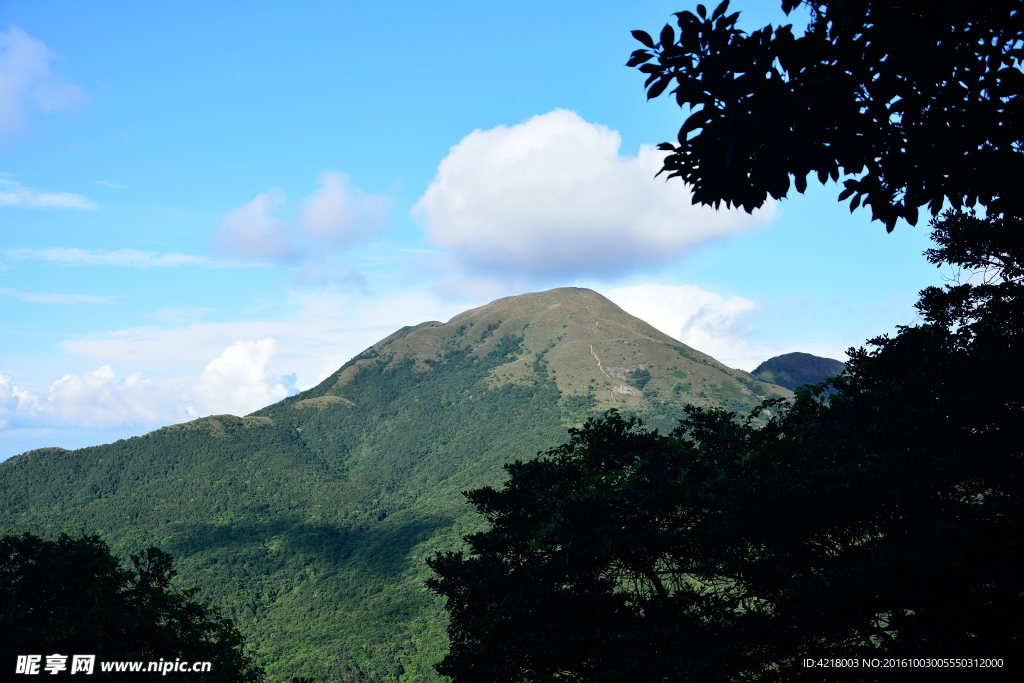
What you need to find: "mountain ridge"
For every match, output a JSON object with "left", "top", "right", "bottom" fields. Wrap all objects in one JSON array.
[
  {"left": 751, "top": 351, "right": 846, "bottom": 391},
  {"left": 1, "top": 287, "right": 791, "bottom": 682}
]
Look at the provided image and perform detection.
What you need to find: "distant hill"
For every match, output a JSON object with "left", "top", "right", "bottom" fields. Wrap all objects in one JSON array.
[
  {"left": 751, "top": 352, "right": 846, "bottom": 391},
  {"left": 0, "top": 288, "right": 790, "bottom": 682}
]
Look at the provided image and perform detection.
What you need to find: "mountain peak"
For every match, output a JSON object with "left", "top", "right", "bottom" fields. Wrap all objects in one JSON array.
[
  {"left": 2, "top": 286, "right": 793, "bottom": 682},
  {"left": 278, "top": 287, "right": 790, "bottom": 425},
  {"left": 751, "top": 352, "right": 846, "bottom": 391}
]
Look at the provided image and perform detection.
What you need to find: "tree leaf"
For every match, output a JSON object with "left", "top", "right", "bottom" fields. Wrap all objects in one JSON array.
[
  {"left": 626, "top": 50, "right": 654, "bottom": 67},
  {"left": 711, "top": 0, "right": 730, "bottom": 22},
  {"left": 648, "top": 76, "right": 671, "bottom": 99},
  {"left": 631, "top": 30, "right": 655, "bottom": 49},
  {"left": 660, "top": 24, "right": 676, "bottom": 48},
  {"left": 675, "top": 11, "right": 698, "bottom": 26}
]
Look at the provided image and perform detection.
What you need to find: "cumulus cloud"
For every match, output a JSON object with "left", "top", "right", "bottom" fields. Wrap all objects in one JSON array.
[
  {"left": 0, "top": 178, "right": 96, "bottom": 210},
  {"left": 0, "top": 373, "right": 39, "bottom": 429},
  {"left": 413, "top": 109, "right": 774, "bottom": 280},
  {"left": 1, "top": 339, "right": 291, "bottom": 430},
  {"left": 213, "top": 171, "right": 392, "bottom": 277},
  {"left": 604, "top": 283, "right": 782, "bottom": 371},
  {"left": 4, "top": 247, "right": 220, "bottom": 267},
  {"left": 190, "top": 339, "right": 288, "bottom": 416},
  {"left": 2, "top": 367, "right": 187, "bottom": 430},
  {"left": 0, "top": 26, "right": 85, "bottom": 133},
  {"left": 46, "top": 366, "right": 189, "bottom": 428}
]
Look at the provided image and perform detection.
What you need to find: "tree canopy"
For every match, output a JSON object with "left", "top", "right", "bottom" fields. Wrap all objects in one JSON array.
[
  {"left": 628, "top": 0, "right": 1023, "bottom": 229},
  {"left": 1, "top": 532, "right": 263, "bottom": 682},
  {"left": 430, "top": 379, "right": 1021, "bottom": 680},
  {"left": 429, "top": 2, "right": 1023, "bottom": 680}
]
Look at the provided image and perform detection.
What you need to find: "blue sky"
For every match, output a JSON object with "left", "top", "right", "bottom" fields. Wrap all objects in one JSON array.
[{"left": 0, "top": 0, "right": 941, "bottom": 458}]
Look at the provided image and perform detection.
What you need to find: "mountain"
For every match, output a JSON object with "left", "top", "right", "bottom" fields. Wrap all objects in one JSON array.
[
  {"left": 0, "top": 288, "right": 790, "bottom": 682},
  {"left": 750, "top": 352, "right": 846, "bottom": 391}
]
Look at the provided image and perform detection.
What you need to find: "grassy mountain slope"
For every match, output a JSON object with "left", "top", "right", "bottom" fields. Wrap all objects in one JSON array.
[
  {"left": 751, "top": 351, "right": 846, "bottom": 391},
  {"left": 0, "top": 288, "right": 790, "bottom": 682}
]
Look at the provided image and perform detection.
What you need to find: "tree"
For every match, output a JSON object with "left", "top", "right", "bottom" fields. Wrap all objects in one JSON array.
[
  {"left": 1, "top": 532, "right": 264, "bottom": 682},
  {"left": 628, "top": 0, "right": 1023, "bottom": 230},
  {"left": 428, "top": 411, "right": 770, "bottom": 681},
  {"left": 431, "top": 380, "right": 1022, "bottom": 680},
  {"left": 429, "top": 1, "right": 1024, "bottom": 680},
  {"left": 628, "top": 0, "right": 1023, "bottom": 354}
]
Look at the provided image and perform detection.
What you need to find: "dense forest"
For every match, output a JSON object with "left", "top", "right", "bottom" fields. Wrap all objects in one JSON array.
[
  {"left": 10, "top": 0, "right": 1011, "bottom": 677},
  {"left": 427, "top": 0, "right": 1022, "bottom": 680},
  {"left": 0, "top": 288, "right": 797, "bottom": 682}
]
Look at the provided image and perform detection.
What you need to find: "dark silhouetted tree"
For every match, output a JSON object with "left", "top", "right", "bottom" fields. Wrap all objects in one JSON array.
[
  {"left": 430, "top": 2, "right": 1023, "bottom": 680},
  {"left": 629, "top": 0, "right": 1022, "bottom": 230},
  {"left": 1, "top": 532, "right": 263, "bottom": 682}
]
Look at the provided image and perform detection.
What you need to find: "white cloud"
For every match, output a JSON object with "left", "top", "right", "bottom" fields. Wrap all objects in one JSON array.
[
  {"left": 4, "top": 247, "right": 220, "bottom": 267},
  {"left": 0, "top": 178, "right": 96, "bottom": 210},
  {"left": 412, "top": 109, "right": 774, "bottom": 280},
  {"left": 604, "top": 283, "right": 783, "bottom": 371},
  {"left": 1, "top": 286, "right": 484, "bottom": 448},
  {"left": 46, "top": 366, "right": 189, "bottom": 428},
  {"left": 300, "top": 170, "right": 392, "bottom": 246},
  {"left": 1, "top": 339, "right": 293, "bottom": 430},
  {"left": 190, "top": 339, "right": 288, "bottom": 416},
  {"left": 0, "top": 287, "right": 116, "bottom": 305},
  {"left": 213, "top": 171, "right": 393, "bottom": 276},
  {"left": 0, "top": 373, "right": 39, "bottom": 429},
  {"left": 10, "top": 287, "right": 470, "bottom": 432},
  {"left": 0, "top": 27, "right": 85, "bottom": 133},
  {"left": 59, "top": 287, "right": 470, "bottom": 385},
  {"left": 214, "top": 187, "right": 296, "bottom": 262},
  {"left": 2, "top": 367, "right": 187, "bottom": 430}
]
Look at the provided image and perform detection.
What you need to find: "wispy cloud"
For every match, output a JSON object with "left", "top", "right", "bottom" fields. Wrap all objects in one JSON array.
[
  {"left": 96, "top": 180, "right": 126, "bottom": 189},
  {"left": 149, "top": 307, "right": 217, "bottom": 324},
  {"left": 58, "top": 287, "right": 471, "bottom": 386},
  {"left": 0, "top": 26, "right": 86, "bottom": 134},
  {"left": 603, "top": 283, "right": 778, "bottom": 371},
  {"left": 4, "top": 247, "right": 236, "bottom": 268},
  {"left": 0, "top": 178, "right": 97, "bottom": 210},
  {"left": 213, "top": 170, "right": 392, "bottom": 283},
  {"left": 0, "top": 287, "right": 115, "bottom": 305}
]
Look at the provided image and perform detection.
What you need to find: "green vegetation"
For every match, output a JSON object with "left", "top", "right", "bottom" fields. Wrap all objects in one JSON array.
[
  {"left": 1, "top": 532, "right": 261, "bottom": 682},
  {"left": 432, "top": 354, "right": 1023, "bottom": 678},
  {"left": 751, "top": 352, "right": 845, "bottom": 391},
  {"left": 560, "top": 393, "right": 598, "bottom": 424},
  {"left": 0, "top": 288, "right": 790, "bottom": 682},
  {"left": 625, "top": 368, "right": 651, "bottom": 390},
  {"left": 426, "top": 1, "right": 1023, "bottom": 679}
]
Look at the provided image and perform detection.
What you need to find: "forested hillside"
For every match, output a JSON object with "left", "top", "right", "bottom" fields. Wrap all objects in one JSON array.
[
  {"left": 751, "top": 352, "right": 845, "bottom": 391},
  {"left": 0, "top": 287, "right": 789, "bottom": 682}
]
